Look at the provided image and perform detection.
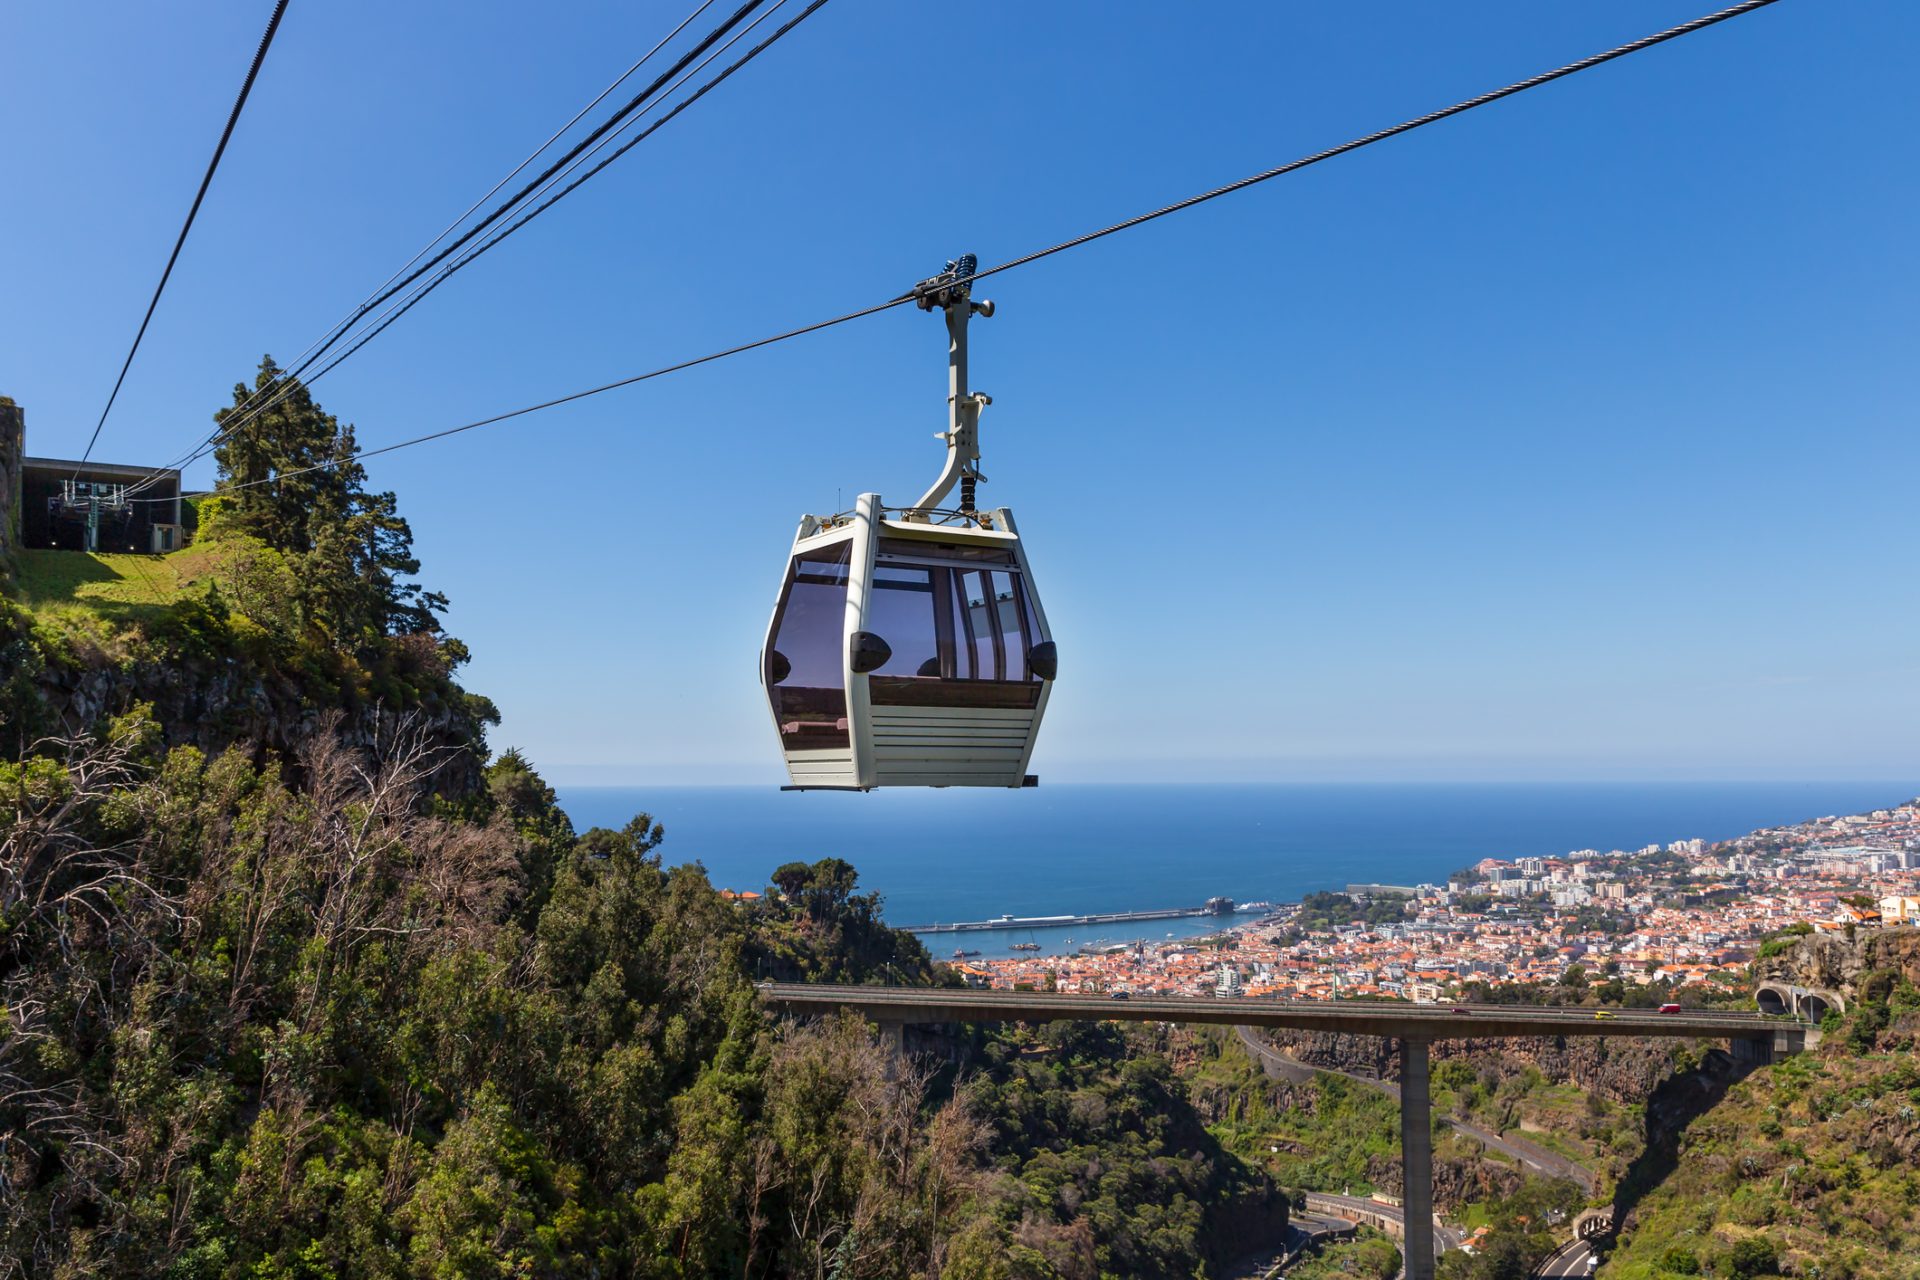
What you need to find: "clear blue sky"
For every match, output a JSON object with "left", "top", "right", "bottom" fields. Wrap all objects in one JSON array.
[{"left": 4, "top": 2, "right": 1915, "bottom": 785}]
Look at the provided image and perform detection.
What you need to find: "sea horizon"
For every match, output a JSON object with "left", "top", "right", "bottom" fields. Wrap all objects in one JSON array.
[{"left": 554, "top": 780, "right": 1915, "bottom": 959}]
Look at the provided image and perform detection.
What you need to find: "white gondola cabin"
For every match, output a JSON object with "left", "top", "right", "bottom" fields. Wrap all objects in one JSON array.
[{"left": 760, "top": 256, "right": 1057, "bottom": 789}]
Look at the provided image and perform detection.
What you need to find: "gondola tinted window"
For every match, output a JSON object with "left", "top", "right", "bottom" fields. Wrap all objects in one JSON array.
[
  {"left": 957, "top": 568, "right": 1036, "bottom": 682},
  {"left": 863, "top": 557, "right": 1041, "bottom": 706},
  {"left": 867, "top": 565, "right": 942, "bottom": 678},
  {"left": 766, "top": 541, "right": 852, "bottom": 750},
  {"left": 992, "top": 570, "right": 1033, "bottom": 682}
]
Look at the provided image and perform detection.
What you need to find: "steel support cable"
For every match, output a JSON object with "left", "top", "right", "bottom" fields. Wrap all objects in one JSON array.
[
  {"left": 313, "top": 0, "right": 723, "bottom": 344},
  {"left": 137, "top": 0, "right": 777, "bottom": 495},
  {"left": 242, "top": 0, "right": 770, "bottom": 389},
  {"left": 133, "top": 0, "right": 1782, "bottom": 504},
  {"left": 141, "top": 2, "right": 814, "bottom": 500},
  {"left": 133, "top": 292, "right": 911, "bottom": 502},
  {"left": 166, "top": 0, "right": 724, "bottom": 474},
  {"left": 74, "top": 0, "right": 292, "bottom": 475},
  {"left": 189, "top": 0, "right": 812, "bottom": 467},
  {"left": 945, "top": 0, "right": 1784, "bottom": 298},
  {"left": 129, "top": 0, "right": 760, "bottom": 492},
  {"left": 274, "top": 0, "right": 830, "bottom": 411}
]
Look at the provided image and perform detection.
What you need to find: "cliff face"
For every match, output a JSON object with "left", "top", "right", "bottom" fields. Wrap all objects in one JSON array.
[
  {"left": 30, "top": 653, "right": 488, "bottom": 795},
  {"left": 1259, "top": 1027, "right": 1692, "bottom": 1109},
  {"left": 1754, "top": 924, "right": 1920, "bottom": 995},
  {"left": 1366, "top": 1146, "right": 1527, "bottom": 1208}
]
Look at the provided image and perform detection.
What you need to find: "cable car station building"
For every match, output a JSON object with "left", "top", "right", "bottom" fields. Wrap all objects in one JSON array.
[{"left": 2, "top": 404, "right": 184, "bottom": 555}]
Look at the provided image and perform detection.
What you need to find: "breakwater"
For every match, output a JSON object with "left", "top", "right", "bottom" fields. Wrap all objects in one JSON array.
[{"left": 904, "top": 897, "right": 1253, "bottom": 934}]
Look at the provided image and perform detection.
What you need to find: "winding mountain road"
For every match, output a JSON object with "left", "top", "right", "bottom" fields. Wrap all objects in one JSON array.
[
  {"left": 1306, "top": 1193, "right": 1467, "bottom": 1253},
  {"left": 1534, "top": 1236, "right": 1597, "bottom": 1276}
]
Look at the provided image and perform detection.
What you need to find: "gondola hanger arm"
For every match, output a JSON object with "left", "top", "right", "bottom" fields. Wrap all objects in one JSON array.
[{"left": 907, "top": 255, "right": 993, "bottom": 520}]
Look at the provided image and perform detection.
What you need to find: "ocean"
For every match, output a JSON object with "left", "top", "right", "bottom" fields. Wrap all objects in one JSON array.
[{"left": 552, "top": 782, "right": 1911, "bottom": 959}]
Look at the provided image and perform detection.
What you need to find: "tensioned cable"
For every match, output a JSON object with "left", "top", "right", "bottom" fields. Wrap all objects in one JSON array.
[
  {"left": 312, "top": 0, "right": 722, "bottom": 346},
  {"left": 275, "top": 0, "right": 830, "bottom": 410},
  {"left": 128, "top": 0, "right": 760, "bottom": 494},
  {"left": 153, "top": 0, "right": 723, "bottom": 482},
  {"left": 129, "top": 291, "right": 910, "bottom": 503},
  {"left": 133, "top": 0, "right": 788, "bottom": 496},
  {"left": 952, "top": 0, "right": 1782, "bottom": 294},
  {"left": 133, "top": 0, "right": 1784, "bottom": 504},
  {"left": 74, "top": 0, "right": 292, "bottom": 475},
  {"left": 202, "top": 0, "right": 812, "bottom": 458},
  {"left": 231, "top": 1, "right": 770, "bottom": 397}
]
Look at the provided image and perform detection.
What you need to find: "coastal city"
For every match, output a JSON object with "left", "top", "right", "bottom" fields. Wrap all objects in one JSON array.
[{"left": 942, "top": 800, "right": 1920, "bottom": 1001}]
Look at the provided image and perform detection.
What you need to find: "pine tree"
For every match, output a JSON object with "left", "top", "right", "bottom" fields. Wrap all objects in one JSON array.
[{"left": 213, "top": 356, "right": 445, "bottom": 642}]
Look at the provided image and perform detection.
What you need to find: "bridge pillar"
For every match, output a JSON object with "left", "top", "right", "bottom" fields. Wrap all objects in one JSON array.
[
  {"left": 875, "top": 1019, "right": 907, "bottom": 1066},
  {"left": 1400, "top": 1037, "right": 1435, "bottom": 1280},
  {"left": 1730, "top": 1035, "right": 1772, "bottom": 1069}
]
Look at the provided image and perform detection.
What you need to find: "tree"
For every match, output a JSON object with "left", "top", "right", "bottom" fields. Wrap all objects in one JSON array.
[
  {"left": 771, "top": 861, "right": 813, "bottom": 901},
  {"left": 405, "top": 1085, "right": 566, "bottom": 1279},
  {"left": 214, "top": 356, "right": 354, "bottom": 553},
  {"left": 1658, "top": 1245, "right": 1703, "bottom": 1274},
  {"left": 803, "top": 857, "right": 860, "bottom": 920},
  {"left": 212, "top": 356, "right": 445, "bottom": 643}
]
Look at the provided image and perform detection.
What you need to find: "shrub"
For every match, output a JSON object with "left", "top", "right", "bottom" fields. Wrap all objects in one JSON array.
[
  {"left": 1659, "top": 1244, "right": 1702, "bottom": 1274},
  {"left": 1722, "top": 1236, "right": 1779, "bottom": 1278}
]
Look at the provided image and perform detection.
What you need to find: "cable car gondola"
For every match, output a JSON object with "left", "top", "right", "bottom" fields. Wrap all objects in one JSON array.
[{"left": 761, "top": 256, "right": 1056, "bottom": 790}]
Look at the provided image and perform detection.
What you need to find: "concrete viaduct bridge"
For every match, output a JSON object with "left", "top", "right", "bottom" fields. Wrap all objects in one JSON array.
[{"left": 759, "top": 983, "right": 1800, "bottom": 1280}]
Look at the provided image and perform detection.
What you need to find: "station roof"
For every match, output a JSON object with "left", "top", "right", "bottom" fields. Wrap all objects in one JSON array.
[{"left": 22, "top": 456, "right": 181, "bottom": 483}]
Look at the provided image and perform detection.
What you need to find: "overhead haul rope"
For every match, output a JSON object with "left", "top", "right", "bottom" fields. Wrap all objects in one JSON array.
[
  {"left": 75, "top": 0, "right": 292, "bottom": 476},
  {"left": 131, "top": 0, "right": 1783, "bottom": 504},
  {"left": 128, "top": 0, "right": 725, "bottom": 489},
  {"left": 125, "top": 0, "right": 781, "bottom": 496},
  {"left": 190, "top": 0, "right": 828, "bottom": 467}
]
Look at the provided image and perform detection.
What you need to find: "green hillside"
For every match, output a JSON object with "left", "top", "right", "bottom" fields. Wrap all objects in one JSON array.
[
  {"left": 1600, "top": 972, "right": 1920, "bottom": 1280},
  {"left": 1601, "top": 1052, "right": 1920, "bottom": 1278}
]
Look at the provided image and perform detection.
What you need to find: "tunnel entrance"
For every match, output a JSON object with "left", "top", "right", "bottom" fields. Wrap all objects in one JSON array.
[{"left": 1756, "top": 986, "right": 1789, "bottom": 1017}]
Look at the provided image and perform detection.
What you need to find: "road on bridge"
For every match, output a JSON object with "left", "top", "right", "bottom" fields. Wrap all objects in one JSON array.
[{"left": 758, "top": 983, "right": 1784, "bottom": 1045}]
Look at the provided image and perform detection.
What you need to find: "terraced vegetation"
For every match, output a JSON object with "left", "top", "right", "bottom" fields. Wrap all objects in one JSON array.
[
  {"left": 1427, "top": 1059, "right": 1633, "bottom": 1192},
  {"left": 1600, "top": 1051, "right": 1920, "bottom": 1278},
  {"left": 1185, "top": 1035, "right": 1403, "bottom": 1195},
  {"left": 1599, "top": 976, "right": 1920, "bottom": 1279}
]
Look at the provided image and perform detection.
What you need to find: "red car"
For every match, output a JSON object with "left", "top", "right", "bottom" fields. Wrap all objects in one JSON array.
[{"left": 1658, "top": 1003, "right": 1682, "bottom": 1014}]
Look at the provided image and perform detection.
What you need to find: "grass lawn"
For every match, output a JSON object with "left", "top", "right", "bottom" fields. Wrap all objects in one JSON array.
[
  {"left": 14, "top": 545, "right": 229, "bottom": 612},
  {"left": 11, "top": 545, "right": 240, "bottom": 639}
]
